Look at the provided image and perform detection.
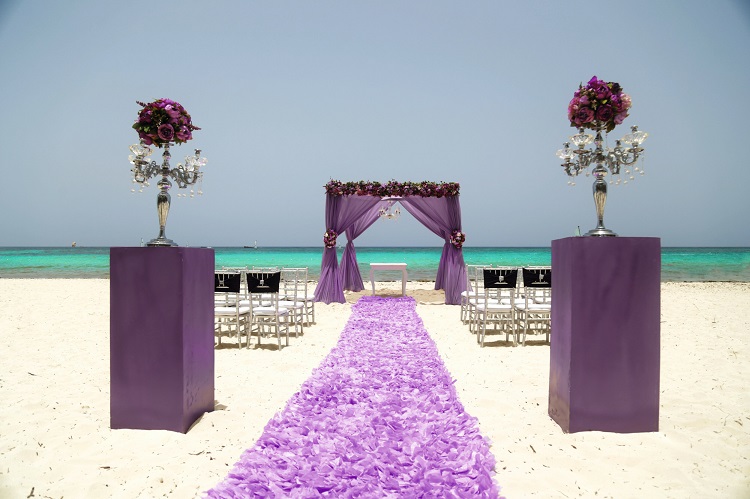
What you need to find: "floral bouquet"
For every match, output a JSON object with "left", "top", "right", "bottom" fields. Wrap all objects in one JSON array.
[
  {"left": 323, "top": 229, "right": 338, "bottom": 249},
  {"left": 133, "top": 98, "right": 200, "bottom": 147},
  {"left": 450, "top": 230, "right": 465, "bottom": 249},
  {"left": 567, "top": 76, "right": 631, "bottom": 133}
]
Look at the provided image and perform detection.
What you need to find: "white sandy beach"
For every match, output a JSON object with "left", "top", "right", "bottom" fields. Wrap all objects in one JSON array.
[{"left": 0, "top": 280, "right": 748, "bottom": 498}]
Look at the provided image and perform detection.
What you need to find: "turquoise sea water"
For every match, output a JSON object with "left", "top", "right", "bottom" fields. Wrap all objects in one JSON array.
[{"left": 0, "top": 246, "right": 748, "bottom": 281}]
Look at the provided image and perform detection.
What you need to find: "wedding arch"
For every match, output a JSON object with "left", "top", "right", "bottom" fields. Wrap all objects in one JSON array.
[{"left": 314, "top": 180, "right": 467, "bottom": 305}]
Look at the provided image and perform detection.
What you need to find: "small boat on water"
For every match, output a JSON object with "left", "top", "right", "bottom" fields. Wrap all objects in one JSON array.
[{"left": 244, "top": 240, "right": 258, "bottom": 249}]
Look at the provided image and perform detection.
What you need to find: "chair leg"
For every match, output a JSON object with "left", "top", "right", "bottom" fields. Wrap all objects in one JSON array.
[{"left": 481, "top": 318, "right": 487, "bottom": 347}]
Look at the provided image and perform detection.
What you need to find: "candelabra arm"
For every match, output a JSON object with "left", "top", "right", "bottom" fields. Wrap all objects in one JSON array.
[{"left": 617, "top": 146, "right": 642, "bottom": 166}]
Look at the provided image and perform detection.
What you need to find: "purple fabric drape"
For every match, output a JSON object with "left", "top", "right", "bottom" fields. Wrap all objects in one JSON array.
[
  {"left": 314, "top": 195, "right": 382, "bottom": 304},
  {"left": 315, "top": 193, "right": 466, "bottom": 305},
  {"left": 340, "top": 201, "right": 388, "bottom": 292},
  {"left": 400, "top": 197, "right": 467, "bottom": 305}
]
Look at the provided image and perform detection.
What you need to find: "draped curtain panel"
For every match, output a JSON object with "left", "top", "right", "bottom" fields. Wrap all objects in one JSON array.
[
  {"left": 314, "top": 194, "right": 467, "bottom": 305},
  {"left": 314, "top": 195, "right": 382, "bottom": 304},
  {"left": 399, "top": 196, "right": 467, "bottom": 304},
  {"left": 340, "top": 201, "right": 389, "bottom": 293}
]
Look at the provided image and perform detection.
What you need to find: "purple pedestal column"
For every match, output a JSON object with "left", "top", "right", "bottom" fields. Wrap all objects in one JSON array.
[
  {"left": 110, "top": 247, "right": 214, "bottom": 433},
  {"left": 549, "top": 237, "right": 660, "bottom": 433}
]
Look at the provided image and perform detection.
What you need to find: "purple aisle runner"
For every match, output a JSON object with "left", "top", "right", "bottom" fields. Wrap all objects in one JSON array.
[{"left": 205, "top": 296, "right": 501, "bottom": 498}]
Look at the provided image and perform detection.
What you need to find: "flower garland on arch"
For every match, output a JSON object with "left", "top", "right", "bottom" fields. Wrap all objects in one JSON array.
[
  {"left": 323, "top": 229, "right": 338, "bottom": 249},
  {"left": 325, "top": 180, "right": 460, "bottom": 198}
]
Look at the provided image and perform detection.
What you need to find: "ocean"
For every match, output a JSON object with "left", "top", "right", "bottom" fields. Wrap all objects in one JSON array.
[{"left": 0, "top": 246, "right": 748, "bottom": 281}]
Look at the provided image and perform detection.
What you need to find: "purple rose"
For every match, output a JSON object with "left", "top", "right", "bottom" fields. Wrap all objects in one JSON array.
[
  {"left": 587, "top": 76, "right": 602, "bottom": 87},
  {"left": 138, "top": 131, "right": 153, "bottom": 145},
  {"left": 596, "top": 105, "right": 614, "bottom": 122},
  {"left": 620, "top": 93, "right": 631, "bottom": 110},
  {"left": 614, "top": 111, "right": 628, "bottom": 125},
  {"left": 596, "top": 85, "right": 611, "bottom": 100},
  {"left": 586, "top": 76, "right": 611, "bottom": 100},
  {"left": 610, "top": 94, "right": 622, "bottom": 111},
  {"left": 176, "top": 126, "right": 192, "bottom": 142},
  {"left": 139, "top": 109, "right": 152, "bottom": 123},
  {"left": 165, "top": 104, "right": 181, "bottom": 120},
  {"left": 157, "top": 123, "right": 175, "bottom": 141},
  {"left": 567, "top": 98, "right": 580, "bottom": 121},
  {"left": 574, "top": 107, "right": 595, "bottom": 125}
]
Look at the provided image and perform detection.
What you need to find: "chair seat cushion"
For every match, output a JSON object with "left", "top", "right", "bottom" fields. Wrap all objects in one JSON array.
[
  {"left": 253, "top": 306, "right": 289, "bottom": 316},
  {"left": 477, "top": 303, "right": 513, "bottom": 312},
  {"left": 469, "top": 297, "right": 499, "bottom": 305},
  {"left": 215, "top": 305, "right": 251, "bottom": 315},
  {"left": 515, "top": 302, "right": 551, "bottom": 312},
  {"left": 278, "top": 300, "right": 304, "bottom": 309}
]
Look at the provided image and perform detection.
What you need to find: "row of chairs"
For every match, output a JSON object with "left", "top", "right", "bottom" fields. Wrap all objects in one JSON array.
[
  {"left": 461, "top": 265, "right": 552, "bottom": 347},
  {"left": 214, "top": 267, "right": 315, "bottom": 350}
]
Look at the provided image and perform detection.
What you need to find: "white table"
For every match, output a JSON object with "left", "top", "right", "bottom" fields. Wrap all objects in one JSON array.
[{"left": 369, "top": 263, "right": 408, "bottom": 296}]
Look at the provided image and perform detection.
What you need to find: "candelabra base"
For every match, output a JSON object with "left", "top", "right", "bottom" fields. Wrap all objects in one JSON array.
[
  {"left": 585, "top": 227, "right": 618, "bottom": 237},
  {"left": 147, "top": 236, "right": 177, "bottom": 247}
]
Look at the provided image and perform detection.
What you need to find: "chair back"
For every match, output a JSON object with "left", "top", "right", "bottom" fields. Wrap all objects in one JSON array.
[
  {"left": 483, "top": 268, "right": 518, "bottom": 289},
  {"left": 246, "top": 271, "right": 282, "bottom": 294},
  {"left": 522, "top": 267, "right": 551, "bottom": 288},
  {"left": 215, "top": 272, "right": 242, "bottom": 293}
]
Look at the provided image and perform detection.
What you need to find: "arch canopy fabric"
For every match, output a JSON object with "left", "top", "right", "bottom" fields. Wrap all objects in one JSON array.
[{"left": 314, "top": 181, "right": 467, "bottom": 305}]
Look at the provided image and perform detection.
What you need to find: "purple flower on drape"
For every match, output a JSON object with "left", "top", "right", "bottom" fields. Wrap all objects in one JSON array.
[
  {"left": 450, "top": 230, "right": 466, "bottom": 249},
  {"left": 323, "top": 229, "right": 338, "bottom": 248}
]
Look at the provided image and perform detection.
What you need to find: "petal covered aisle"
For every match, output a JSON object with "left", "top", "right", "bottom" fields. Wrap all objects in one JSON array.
[{"left": 205, "top": 296, "right": 501, "bottom": 498}]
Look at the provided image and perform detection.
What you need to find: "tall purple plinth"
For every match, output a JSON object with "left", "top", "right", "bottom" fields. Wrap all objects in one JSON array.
[
  {"left": 110, "top": 247, "right": 215, "bottom": 433},
  {"left": 549, "top": 237, "right": 660, "bottom": 433}
]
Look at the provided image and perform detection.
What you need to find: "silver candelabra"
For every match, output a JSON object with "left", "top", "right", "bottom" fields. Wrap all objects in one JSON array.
[
  {"left": 129, "top": 142, "right": 206, "bottom": 246},
  {"left": 557, "top": 124, "right": 648, "bottom": 236}
]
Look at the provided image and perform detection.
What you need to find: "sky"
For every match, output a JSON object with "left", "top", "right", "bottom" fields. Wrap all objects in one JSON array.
[{"left": 1, "top": 0, "right": 748, "bottom": 248}]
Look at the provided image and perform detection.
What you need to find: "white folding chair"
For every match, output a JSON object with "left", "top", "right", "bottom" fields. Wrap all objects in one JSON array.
[
  {"left": 467, "top": 265, "right": 502, "bottom": 333},
  {"left": 286, "top": 267, "right": 315, "bottom": 326},
  {"left": 461, "top": 264, "right": 483, "bottom": 323},
  {"left": 514, "top": 267, "right": 552, "bottom": 345},
  {"left": 247, "top": 271, "right": 290, "bottom": 349},
  {"left": 214, "top": 272, "right": 251, "bottom": 348},
  {"left": 474, "top": 267, "right": 519, "bottom": 347},
  {"left": 279, "top": 268, "right": 306, "bottom": 337}
]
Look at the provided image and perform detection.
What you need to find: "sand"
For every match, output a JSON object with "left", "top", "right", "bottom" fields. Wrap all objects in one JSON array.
[{"left": 0, "top": 280, "right": 748, "bottom": 498}]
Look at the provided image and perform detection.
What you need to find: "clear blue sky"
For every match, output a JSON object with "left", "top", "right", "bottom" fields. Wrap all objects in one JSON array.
[{"left": 1, "top": 0, "right": 748, "bottom": 247}]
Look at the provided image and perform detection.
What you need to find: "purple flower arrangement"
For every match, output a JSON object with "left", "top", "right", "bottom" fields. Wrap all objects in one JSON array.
[
  {"left": 325, "top": 180, "right": 460, "bottom": 198},
  {"left": 323, "top": 229, "right": 338, "bottom": 249},
  {"left": 567, "top": 76, "right": 631, "bottom": 133},
  {"left": 450, "top": 230, "right": 466, "bottom": 249},
  {"left": 132, "top": 98, "right": 200, "bottom": 147},
  {"left": 205, "top": 296, "right": 501, "bottom": 498}
]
